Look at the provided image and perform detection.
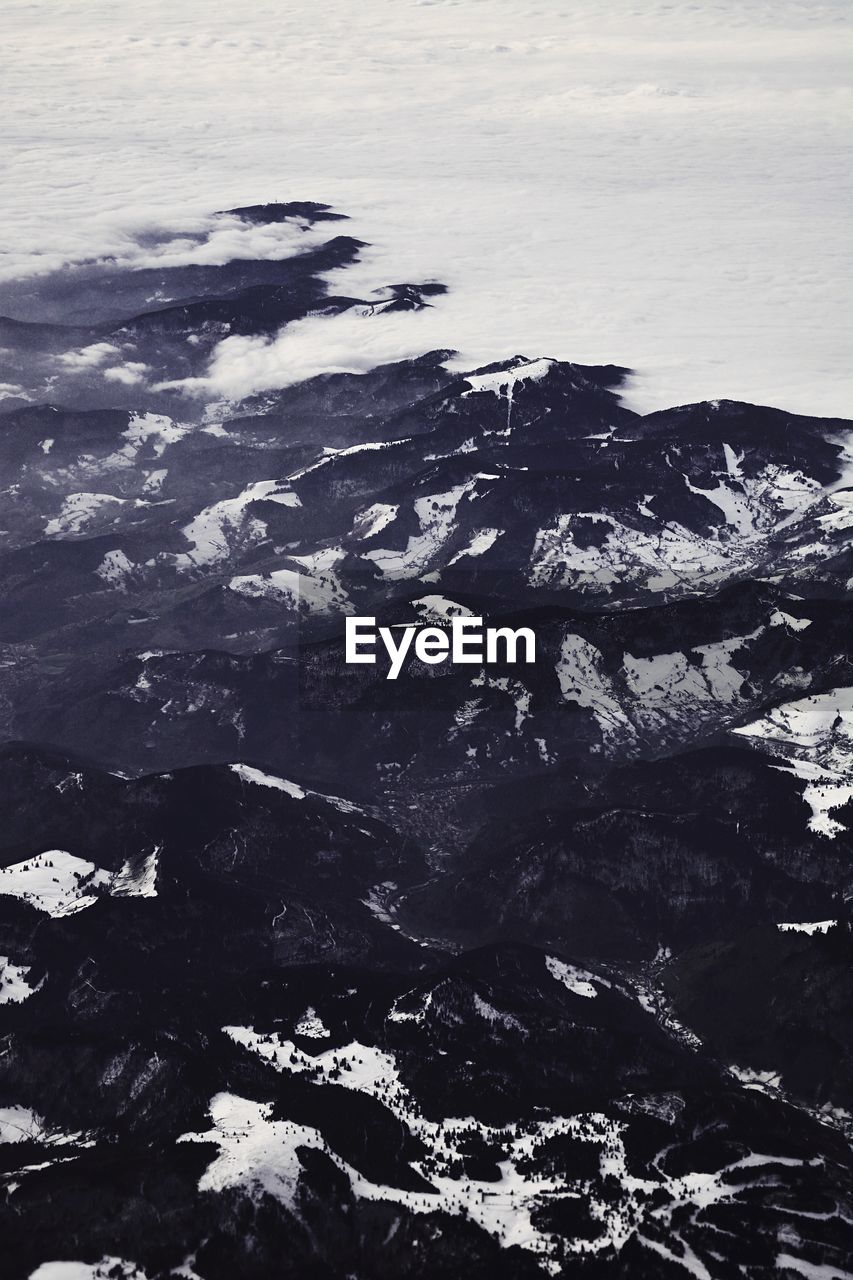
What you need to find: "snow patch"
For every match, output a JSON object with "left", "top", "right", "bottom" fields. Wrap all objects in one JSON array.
[
  {"left": 448, "top": 526, "right": 503, "bottom": 564},
  {"left": 294, "top": 1007, "right": 331, "bottom": 1039},
  {"left": 463, "top": 358, "right": 554, "bottom": 404},
  {"left": 0, "top": 1105, "right": 83, "bottom": 1148},
  {"left": 95, "top": 549, "right": 136, "bottom": 589},
  {"left": 365, "top": 477, "right": 497, "bottom": 579},
  {"left": 769, "top": 608, "right": 811, "bottom": 632},
  {"left": 777, "top": 920, "right": 836, "bottom": 935},
  {"left": 411, "top": 594, "right": 475, "bottom": 623},
  {"left": 728, "top": 1064, "right": 783, "bottom": 1093},
  {"left": 45, "top": 492, "right": 125, "bottom": 538},
  {"left": 122, "top": 412, "right": 192, "bottom": 457},
  {"left": 142, "top": 468, "right": 168, "bottom": 494},
  {"left": 28, "top": 1261, "right": 148, "bottom": 1280},
  {"left": 111, "top": 846, "right": 160, "bottom": 899},
  {"left": 176, "top": 483, "right": 276, "bottom": 567},
  {"left": 229, "top": 546, "right": 349, "bottom": 614},
  {"left": 545, "top": 955, "right": 599, "bottom": 999},
  {"left": 0, "top": 957, "right": 41, "bottom": 1005},
  {"left": 556, "top": 633, "right": 635, "bottom": 746},
  {"left": 471, "top": 670, "right": 532, "bottom": 732},
  {"left": 229, "top": 763, "right": 306, "bottom": 800},
  {"left": 229, "top": 763, "right": 361, "bottom": 814},
  {"left": 0, "top": 851, "right": 111, "bottom": 918},
  {"left": 623, "top": 632, "right": 757, "bottom": 713},
  {"left": 352, "top": 502, "right": 399, "bottom": 540},
  {"left": 732, "top": 687, "right": 853, "bottom": 837}
]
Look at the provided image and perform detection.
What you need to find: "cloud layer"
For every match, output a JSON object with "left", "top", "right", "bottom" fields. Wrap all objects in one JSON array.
[{"left": 2, "top": 0, "right": 852, "bottom": 415}]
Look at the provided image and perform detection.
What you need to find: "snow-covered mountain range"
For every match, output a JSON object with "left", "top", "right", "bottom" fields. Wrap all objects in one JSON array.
[{"left": 0, "top": 204, "right": 851, "bottom": 1280}]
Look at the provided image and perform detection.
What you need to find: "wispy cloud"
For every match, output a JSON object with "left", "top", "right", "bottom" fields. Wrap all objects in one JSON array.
[{"left": 157, "top": 304, "right": 437, "bottom": 400}]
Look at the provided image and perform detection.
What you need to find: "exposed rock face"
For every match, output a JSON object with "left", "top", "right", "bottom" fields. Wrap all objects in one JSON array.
[{"left": 0, "top": 205, "right": 851, "bottom": 1280}]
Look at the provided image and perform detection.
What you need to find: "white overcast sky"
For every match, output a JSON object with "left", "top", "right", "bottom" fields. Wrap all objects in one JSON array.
[{"left": 2, "top": 0, "right": 851, "bottom": 415}]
